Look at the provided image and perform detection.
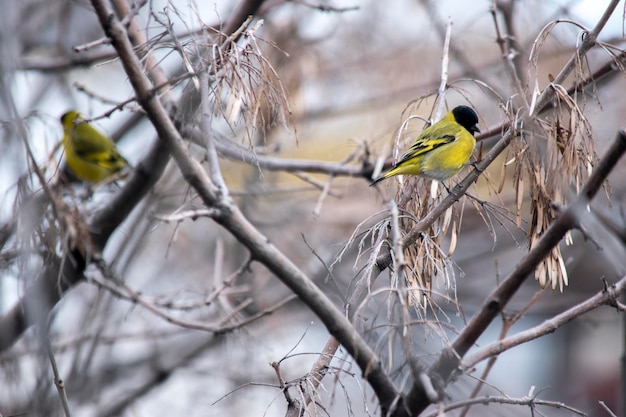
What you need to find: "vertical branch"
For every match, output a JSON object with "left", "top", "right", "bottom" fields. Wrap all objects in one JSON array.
[
  {"left": 46, "top": 336, "right": 72, "bottom": 417},
  {"left": 111, "top": 0, "right": 174, "bottom": 104},
  {"left": 434, "top": 18, "right": 452, "bottom": 120},
  {"left": 496, "top": 0, "right": 527, "bottom": 85},
  {"left": 389, "top": 199, "right": 407, "bottom": 316},
  {"left": 490, "top": 0, "right": 527, "bottom": 111},
  {"left": 419, "top": 0, "right": 479, "bottom": 79},
  {"left": 199, "top": 71, "right": 228, "bottom": 192}
]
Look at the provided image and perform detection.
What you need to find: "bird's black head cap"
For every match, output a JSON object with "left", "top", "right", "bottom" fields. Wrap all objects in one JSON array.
[{"left": 452, "top": 105, "right": 480, "bottom": 134}]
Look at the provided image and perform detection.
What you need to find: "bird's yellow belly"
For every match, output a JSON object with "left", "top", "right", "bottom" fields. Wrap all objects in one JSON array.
[
  {"left": 65, "top": 150, "right": 115, "bottom": 183},
  {"left": 420, "top": 139, "right": 475, "bottom": 181}
]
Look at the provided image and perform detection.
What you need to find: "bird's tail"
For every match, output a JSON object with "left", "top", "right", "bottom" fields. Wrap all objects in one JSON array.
[{"left": 369, "top": 175, "right": 386, "bottom": 186}]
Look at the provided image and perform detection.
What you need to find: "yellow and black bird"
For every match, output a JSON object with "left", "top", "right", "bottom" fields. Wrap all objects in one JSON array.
[
  {"left": 60, "top": 111, "right": 129, "bottom": 183},
  {"left": 371, "top": 105, "right": 480, "bottom": 185}
]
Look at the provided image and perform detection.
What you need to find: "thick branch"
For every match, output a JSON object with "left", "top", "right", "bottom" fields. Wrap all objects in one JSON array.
[
  {"left": 404, "top": 129, "right": 626, "bottom": 414},
  {"left": 89, "top": 0, "right": 401, "bottom": 412},
  {"left": 0, "top": 0, "right": 266, "bottom": 354}
]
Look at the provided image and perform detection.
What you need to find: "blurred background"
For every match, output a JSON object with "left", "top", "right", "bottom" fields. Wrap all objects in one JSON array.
[{"left": 1, "top": 0, "right": 626, "bottom": 416}]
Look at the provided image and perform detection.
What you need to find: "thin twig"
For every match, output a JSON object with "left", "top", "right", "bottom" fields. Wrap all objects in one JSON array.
[
  {"left": 424, "top": 393, "right": 586, "bottom": 417},
  {"left": 45, "top": 337, "right": 72, "bottom": 417},
  {"left": 200, "top": 71, "right": 228, "bottom": 192},
  {"left": 463, "top": 273, "right": 626, "bottom": 369}
]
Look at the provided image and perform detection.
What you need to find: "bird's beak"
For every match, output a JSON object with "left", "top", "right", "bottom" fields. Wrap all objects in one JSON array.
[{"left": 472, "top": 126, "right": 481, "bottom": 134}]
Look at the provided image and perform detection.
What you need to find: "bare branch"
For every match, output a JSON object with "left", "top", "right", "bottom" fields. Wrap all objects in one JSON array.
[
  {"left": 89, "top": 0, "right": 401, "bottom": 411},
  {"left": 417, "top": 129, "right": 626, "bottom": 409},
  {"left": 424, "top": 393, "right": 586, "bottom": 417},
  {"left": 464, "top": 273, "right": 626, "bottom": 369}
]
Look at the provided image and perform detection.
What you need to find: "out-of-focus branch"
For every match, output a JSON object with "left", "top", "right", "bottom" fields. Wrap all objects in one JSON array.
[
  {"left": 0, "top": 254, "right": 77, "bottom": 352},
  {"left": 90, "top": 139, "right": 169, "bottom": 246},
  {"left": 19, "top": 50, "right": 118, "bottom": 72},
  {"left": 419, "top": 0, "right": 480, "bottom": 80},
  {"left": 0, "top": 0, "right": 265, "bottom": 354},
  {"left": 531, "top": 0, "right": 619, "bottom": 115},
  {"left": 491, "top": 0, "right": 527, "bottom": 110},
  {"left": 221, "top": 0, "right": 268, "bottom": 38},
  {"left": 98, "top": 336, "right": 220, "bottom": 417},
  {"left": 423, "top": 393, "right": 586, "bottom": 417},
  {"left": 199, "top": 71, "right": 228, "bottom": 191},
  {"left": 111, "top": 0, "right": 173, "bottom": 104},
  {"left": 284, "top": 337, "right": 340, "bottom": 417},
  {"left": 434, "top": 18, "right": 452, "bottom": 120},
  {"left": 494, "top": 0, "right": 527, "bottom": 85},
  {"left": 17, "top": 15, "right": 219, "bottom": 72},
  {"left": 186, "top": 127, "right": 374, "bottom": 178}
]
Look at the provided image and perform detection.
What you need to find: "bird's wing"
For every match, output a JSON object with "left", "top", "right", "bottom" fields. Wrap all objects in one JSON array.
[
  {"left": 398, "top": 129, "right": 457, "bottom": 162},
  {"left": 69, "top": 125, "right": 112, "bottom": 156},
  {"left": 69, "top": 125, "right": 128, "bottom": 168}
]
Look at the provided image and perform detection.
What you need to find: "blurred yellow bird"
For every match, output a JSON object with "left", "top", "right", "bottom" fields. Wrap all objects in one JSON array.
[
  {"left": 371, "top": 105, "right": 480, "bottom": 185},
  {"left": 60, "top": 111, "right": 129, "bottom": 183}
]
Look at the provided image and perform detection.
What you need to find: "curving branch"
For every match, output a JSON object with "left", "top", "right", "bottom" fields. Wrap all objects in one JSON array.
[{"left": 89, "top": 0, "right": 402, "bottom": 413}]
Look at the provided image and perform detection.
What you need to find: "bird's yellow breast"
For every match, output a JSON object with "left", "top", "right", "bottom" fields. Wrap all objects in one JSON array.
[
  {"left": 63, "top": 144, "right": 118, "bottom": 183},
  {"left": 419, "top": 130, "right": 476, "bottom": 181}
]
